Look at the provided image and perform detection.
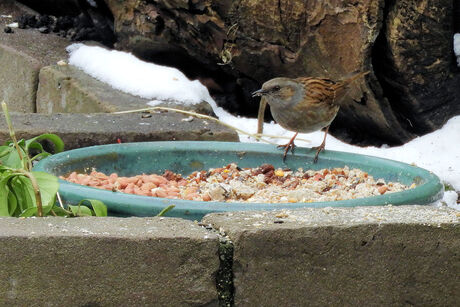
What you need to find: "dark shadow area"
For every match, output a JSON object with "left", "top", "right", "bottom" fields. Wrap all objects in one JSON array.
[
  {"left": 454, "top": 0, "right": 460, "bottom": 32},
  {"left": 370, "top": 0, "right": 415, "bottom": 136},
  {"left": 17, "top": 0, "right": 81, "bottom": 16},
  {"left": 16, "top": 0, "right": 116, "bottom": 47},
  {"left": 372, "top": 0, "right": 460, "bottom": 140}
]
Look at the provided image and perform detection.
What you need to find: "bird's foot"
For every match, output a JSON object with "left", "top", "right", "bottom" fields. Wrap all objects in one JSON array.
[
  {"left": 277, "top": 132, "right": 298, "bottom": 162},
  {"left": 312, "top": 144, "right": 325, "bottom": 164},
  {"left": 277, "top": 142, "right": 296, "bottom": 163}
]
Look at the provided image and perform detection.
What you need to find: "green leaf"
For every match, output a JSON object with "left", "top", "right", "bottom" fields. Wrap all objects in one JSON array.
[
  {"left": 0, "top": 178, "right": 10, "bottom": 216},
  {"left": 41, "top": 203, "right": 55, "bottom": 216},
  {"left": 69, "top": 205, "right": 93, "bottom": 217},
  {"left": 19, "top": 207, "right": 37, "bottom": 217},
  {"left": 0, "top": 147, "right": 25, "bottom": 169},
  {"left": 0, "top": 173, "right": 29, "bottom": 217},
  {"left": 0, "top": 145, "right": 12, "bottom": 158},
  {"left": 33, "top": 171, "right": 59, "bottom": 207},
  {"left": 3, "top": 139, "right": 26, "bottom": 148},
  {"left": 8, "top": 188, "right": 23, "bottom": 216},
  {"left": 0, "top": 108, "right": 64, "bottom": 218},
  {"left": 13, "top": 176, "right": 35, "bottom": 209},
  {"left": 7, "top": 191, "right": 17, "bottom": 216},
  {"left": 30, "top": 152, "right": 51, "bottom": 162},
  {"left": 27, "top": 141, "right": 44, "bottom": 153},
  {"left": 50, "top": 206, "right": 71, "bottom": 216},
  {"left": 16, "top": 139, "right": 26, "bottom": 147},
  {"left": 0, "top": 165, "right": 11, "bottom": 173},
  {"left": 9, "top": 177, "right": 29, "bottom": 213},
  {"left": 25, "top": 134, "right": 64, "bottom": 154},
  {"left": 156, "top": 205, "right": 175, "bottom": 217},
  {"left": 5, "top": 172, "right": 59, "bottom": 215},
  {"left": 80, "top": 199, "right": 107, "bottom": 217}
]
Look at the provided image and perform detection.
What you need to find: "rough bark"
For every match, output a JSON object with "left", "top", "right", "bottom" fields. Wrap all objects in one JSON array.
[
  {"left": 373, "top": 0, "right": 460, "bottom": 135},
  {"left": 23, "top": 0, "right": 459, "bottom": 145},
  {"left": 105, "top": 0, "right": 418, "bottom": 144}
]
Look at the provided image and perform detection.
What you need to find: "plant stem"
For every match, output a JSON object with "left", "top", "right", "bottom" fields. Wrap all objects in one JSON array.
[
  {"left": 157, "top": 204, "right": 175, "bottom": 217},
  {"left": 56, "top": 192, "right": 64, "bottom": 208},
  {"left": 114, "top": 107, "right": 282, "bottom": 145},
  {"left": 16, "top": 169, "right": 43, "bottom": 217},
  {"left": 257, "top": 97, "right": 267, "bottom": 135},
  {"left": 113, "top": 106, "right": 311, "bottom": 144},
  {"left": 1, "top": 102, "right": 29, "bottom": 170}
]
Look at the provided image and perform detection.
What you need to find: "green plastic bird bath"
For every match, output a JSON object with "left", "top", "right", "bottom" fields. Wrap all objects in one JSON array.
[{"left": 34, "top": 141, "right": 443, "bottom": 220}]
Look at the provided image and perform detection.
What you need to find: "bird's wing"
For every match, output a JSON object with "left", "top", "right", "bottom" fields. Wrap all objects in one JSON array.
[
  {"left": 295, "top": 77, "right": 338, "bottom": 105},
  {"left": 296, "top": 71, "right": 369, "bottom": 106},
  {"left": 331, "top": 71, "right": 369, "bottom": 105}
]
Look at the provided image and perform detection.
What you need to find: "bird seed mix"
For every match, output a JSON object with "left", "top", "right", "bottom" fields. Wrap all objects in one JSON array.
[{"left": 60, "top": 163, "right": 415, "bottom": 203}]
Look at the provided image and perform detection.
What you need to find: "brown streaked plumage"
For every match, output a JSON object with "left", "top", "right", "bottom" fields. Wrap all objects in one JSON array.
[{"left": 253, "top": 71, "right": 369, "bottom": 163}]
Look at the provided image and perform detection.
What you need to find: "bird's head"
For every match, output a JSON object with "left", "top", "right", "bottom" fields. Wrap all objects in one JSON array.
[{"left": 252, "top": 78, "right": 302, "bottom": 107}]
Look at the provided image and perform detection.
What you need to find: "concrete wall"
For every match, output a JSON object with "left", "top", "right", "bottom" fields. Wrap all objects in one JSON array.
[
  {"left": 0, "top": 2, "right": 459, "bottom": 306},
  {"left": 0, "top": 217, "right": 220, "bottom": 306},
  {"left": 0, "top": 1, "right": 237, "bottom": 148},
  {"left": 0, "top": 205, "right": 459, "bottom": 306}
]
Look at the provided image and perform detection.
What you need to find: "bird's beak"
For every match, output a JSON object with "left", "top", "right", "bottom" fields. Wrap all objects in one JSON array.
[{"left": 252, "top": 89, "right": 267, "bottom": 97}]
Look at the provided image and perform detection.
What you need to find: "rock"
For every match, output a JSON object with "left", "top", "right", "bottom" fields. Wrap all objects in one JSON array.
[
  {"left": 36, "top": 14, "right": 54, "bottom": 28},
  {"left": 15, "top": 0, "right": 117, "bottom": 47},
  {"left": 36, "top": 64, "right": 216, "bottom": 116},
  {"left": 203, "top": 206, "right": 460, "bottom": 306},
  {"left": 54, "top": 15, "right": 74, "bottom": 32},
  {"left": 207, "top": 184, "right": 228, "bottom": 202},
  {"left": 17, "top": 13, "right": 37, "bottom": 28},
  {"left": 0, "top": 217, "right": 220, "bottom": 306},
  {"left": 0, "top": 112, "right": 239, "bottom": 150},
  {"left": 374, "top": 0, "right": 460, "bottom": 135},
  {"left": 104, "top": 0, "right": 459, "bottom": 145},
  {"left": 103, "top": 0, "right": 404, "bottom": 144},
  {"left": 0, "top": 1, "right": 69, "bottom": 113},
  {"left": 5, "top": 0, "right": 459, "bottom": 145},
  {"left": 38, "top": 26, "right": 49, "bottom": 33}
]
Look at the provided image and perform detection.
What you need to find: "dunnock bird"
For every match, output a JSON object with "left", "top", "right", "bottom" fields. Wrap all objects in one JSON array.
[{"left": 253, "top": 71, "right": 369, "bottom": 163}]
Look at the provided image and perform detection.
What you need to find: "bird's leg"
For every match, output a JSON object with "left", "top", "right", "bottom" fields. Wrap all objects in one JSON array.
[
  {"left": 277, "top": 132, "right": 298, "bottom": 162},
  {"left": 313, "top": 126, "right": 330, "bottom": 163}
]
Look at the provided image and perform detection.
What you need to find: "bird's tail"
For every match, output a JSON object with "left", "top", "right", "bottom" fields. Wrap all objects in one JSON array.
[{"left": 334, "top": 71, "right": 370, "bottom": 90}]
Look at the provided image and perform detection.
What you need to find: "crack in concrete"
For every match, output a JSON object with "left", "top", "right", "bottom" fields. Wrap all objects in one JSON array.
[
  {"left": 199, "top": 222, "right": 235, "bottom": 306},
  {"left": 216, "top": 236, "right": 235, "bottom": 307}
]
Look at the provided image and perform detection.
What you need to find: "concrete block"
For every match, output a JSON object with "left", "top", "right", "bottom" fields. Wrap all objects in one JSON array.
[
  {"left": 36, "top": 64, "right": 216, "bottom": 115},
  {"left": 36, "top": 64, "right": 148, "bottom": 114},
  {"left": 0, "top": 112, "right": 239, "bottom": 150},
  {"left": 0, "top": 4, "right": 69, "bottom": 112},
  {"left": 0, "top": 43, "right": 39, "bottom": 112},
  {"left": 0, "top": 217, "right": 220, "bottom": 306},
  {"left": 203, "top": 206, "right": 460, "bottom": 306}
]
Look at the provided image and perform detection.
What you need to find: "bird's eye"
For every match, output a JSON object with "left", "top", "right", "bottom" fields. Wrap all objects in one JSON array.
[{"left": 273, "top": 86, "right": 281, "bottom": 91}]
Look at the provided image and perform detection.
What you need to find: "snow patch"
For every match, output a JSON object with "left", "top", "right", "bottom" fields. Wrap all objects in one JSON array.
[
  {"left": 454, "top": 33, "right": 460, "bottom": 66},
  {"left": 67, "top": 44, "right": 213, "bottom": 105},
  {"left": 67, "top": 44, "right": 460, "bottom": 207},
  {"left": 434, "top": 190, "right": 460, "bottom": 210}
]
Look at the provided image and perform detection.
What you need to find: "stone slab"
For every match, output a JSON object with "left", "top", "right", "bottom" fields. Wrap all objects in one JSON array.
[
  {"left": 0, "top": 0, "right": 36, "bottom": 27},
  {"left": 37, "top": 64, "right": 215, "bottom": 115},
  {"left": 0, "top": 112, "right": 239, "bottom": 150},
  {"left": 0, "top": 1, "right": 69, "bottom": 112},
  {"left": 0, "top": 216, "right": 220, "bottom": 306},
  {"left": 203, "top": 206, "right": 460, "bottom": 306}
]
